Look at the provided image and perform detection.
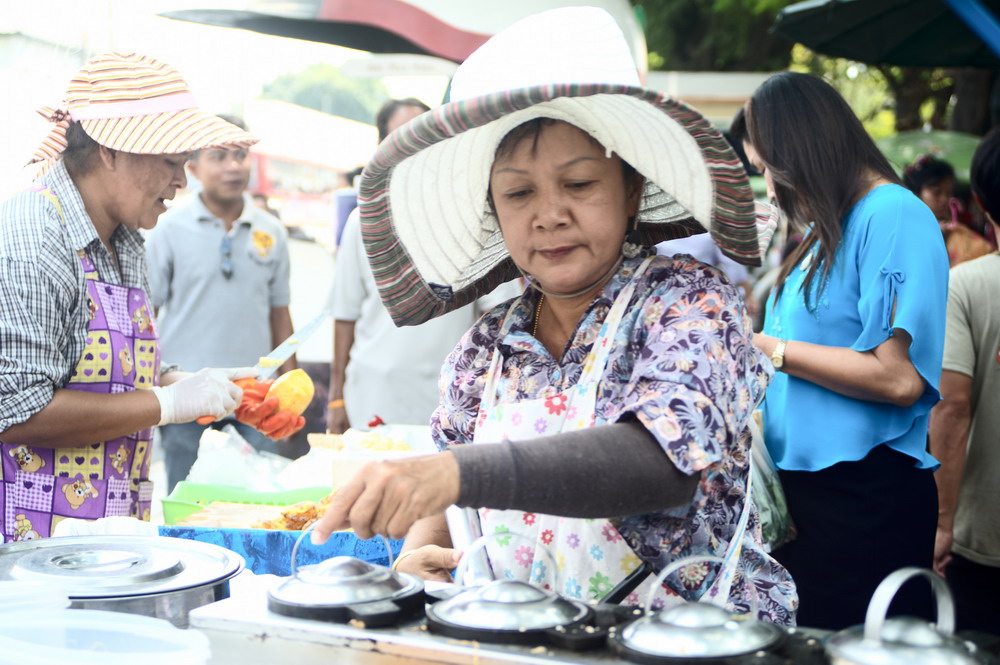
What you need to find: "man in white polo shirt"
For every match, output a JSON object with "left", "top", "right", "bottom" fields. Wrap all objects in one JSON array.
[{"left": 146, "top": 116, "right": 296, "bottom": 491}]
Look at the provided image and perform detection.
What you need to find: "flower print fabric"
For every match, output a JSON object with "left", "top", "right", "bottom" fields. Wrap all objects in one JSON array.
[{"left": 433, "top": 252, "right": 798, "bottom": 625}]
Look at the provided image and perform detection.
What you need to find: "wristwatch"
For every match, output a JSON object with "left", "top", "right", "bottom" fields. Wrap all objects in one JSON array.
[{"left": 771, "top": 338, "right": 788, "bottom": 371}]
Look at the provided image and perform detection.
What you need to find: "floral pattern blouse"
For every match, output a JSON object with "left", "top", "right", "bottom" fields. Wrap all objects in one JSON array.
[{"left": 431, "top": 250, "right": 798, "bottom": 625}]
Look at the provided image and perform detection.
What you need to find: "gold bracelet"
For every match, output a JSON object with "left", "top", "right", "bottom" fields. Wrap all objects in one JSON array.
[
  {"left": 328, "top": 399, "right": 345, "bottom": 410},
  {"left": 390, "top": 550, "right": 418, "bottom": 572}
]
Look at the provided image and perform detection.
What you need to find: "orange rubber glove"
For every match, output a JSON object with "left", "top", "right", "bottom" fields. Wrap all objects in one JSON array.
[
  {"left": 232, "top": 378, "right": 274, "bottom": 428},
  {"left": 258, "top": 409, "right": 306, "bottom": 440},
  {"left": 233, "top": 378, "right": 305, "bottom": 440}
]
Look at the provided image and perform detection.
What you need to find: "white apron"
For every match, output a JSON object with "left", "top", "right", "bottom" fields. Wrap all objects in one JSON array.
[{"left": 471, "top": 257, "right": 753, "bottom": 610}]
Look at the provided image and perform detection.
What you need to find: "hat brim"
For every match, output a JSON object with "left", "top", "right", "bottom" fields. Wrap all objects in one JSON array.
[
  {"left": 360, "top": 84, "right": 772, "bottom": 327},
  {"left": 30, "top": 108, "right": 258, "bottom": 165},
  {"left": 81, "top": 108, "right": 257, "bottom": 154}
]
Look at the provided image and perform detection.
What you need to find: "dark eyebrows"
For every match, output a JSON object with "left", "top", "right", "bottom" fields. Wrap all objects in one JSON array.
[{"left": 493, "top": 155, "right": 603, "bottom": 176}]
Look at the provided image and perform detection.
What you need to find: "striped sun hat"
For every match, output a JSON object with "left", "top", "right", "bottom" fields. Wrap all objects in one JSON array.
[
  {"left": 30, "top": 51, "right": 257, "bottom": 164},
  {"left": 359, "top": 7, "right": 776, "bottom": 327}
]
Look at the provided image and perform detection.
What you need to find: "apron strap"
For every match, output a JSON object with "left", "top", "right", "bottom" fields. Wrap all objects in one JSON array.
[
  {"left": 480, "top": 256, "right": 656, "bottom": 414},
  {"left": 705, "top": 456, "right": 752, "bottom": 605},
  {"left": 576, "top": 256, "right": 654, "bottom": 386}
]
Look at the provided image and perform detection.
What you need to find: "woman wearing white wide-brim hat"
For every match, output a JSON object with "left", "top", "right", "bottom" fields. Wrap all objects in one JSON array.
[
  {"left": 0, "top": 52, "right": 259, "bottom": 539},
  {"left": 312, "top": 7, "right": 796, "bottom": 624}
]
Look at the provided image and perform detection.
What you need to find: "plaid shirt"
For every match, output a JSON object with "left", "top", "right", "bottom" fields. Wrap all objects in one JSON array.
[{"left": 0, "top": 160, "right": 166, "bottom": 433}]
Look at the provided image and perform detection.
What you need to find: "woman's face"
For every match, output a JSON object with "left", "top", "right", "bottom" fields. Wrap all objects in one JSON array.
[
  {"left": 920, "top": 177, "right": 954, "bottom": 221},
  {"left": 108, "top": 151, "right": 188, "bottom": 231},
  {"left": 490, "top": 121, "right": 640, "bottom": 296},
  {"left": 742, "top": 140, "right": 776, "bottom": 203}
]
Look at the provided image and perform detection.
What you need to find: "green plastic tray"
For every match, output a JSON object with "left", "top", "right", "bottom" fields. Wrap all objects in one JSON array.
[{"left": 161, "top": 482, "right": 333, "bottom": 526}]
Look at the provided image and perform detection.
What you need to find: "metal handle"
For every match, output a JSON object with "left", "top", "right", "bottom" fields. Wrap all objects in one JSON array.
[
  {"left": 445, "top": 506, "right": 492, "bottom": 583},
  {"left": 289, "top": 521, "right": 394, "bottom": 579},
  {"left": 863, "top": 567, "right": 955, "bottom": 642},
  {"left": 643, "top": 555, "right": 727, "bottom": 610},
  {"left": 453, "top": 531, "right": 558, "bottom": 589}
]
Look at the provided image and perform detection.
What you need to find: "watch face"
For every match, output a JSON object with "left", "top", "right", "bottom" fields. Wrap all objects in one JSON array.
[{"left": 771, "top": 342, "right": 785, "bottom": 369}]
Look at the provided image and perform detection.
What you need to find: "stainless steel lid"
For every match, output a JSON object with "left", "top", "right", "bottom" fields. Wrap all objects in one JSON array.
[
  {"left": 827, "top": 617, "right": 984, "bottom": 665},
  {"left": 427, "top": 579, "right": 591, "bottom": 631},
  {"left": 0, "top": 536, "right": 243, "bottom": 599},
  {"left": 269, "top": 556, "right": 423, "bottom": 607},
  {"left": 825, "top": 568, "right": 986, "bottom": 665},
  {"left": 617, "top": 601, "right": 784, "bottom": 659}
]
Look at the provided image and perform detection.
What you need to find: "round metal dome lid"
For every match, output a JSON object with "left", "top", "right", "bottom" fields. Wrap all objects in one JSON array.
[
  {"left": 269, "top": 556, "right": 423, "bottom": 608},
  {"left": 427, "top": 579, "right": 591, "bottom": 632},
  {"left": 826, "top": 617, "right": 984, "bottom": 665},
  {"left": 616, "top": 602, "right": 784, "bottom": 660},
  {"left": 0, "top": 536, "right": 243, "bottom": 599}
]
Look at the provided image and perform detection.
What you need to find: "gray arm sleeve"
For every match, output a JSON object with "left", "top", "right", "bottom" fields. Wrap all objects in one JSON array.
[{"left": 451, "top": 421, "right": 699, "bottom": 518}]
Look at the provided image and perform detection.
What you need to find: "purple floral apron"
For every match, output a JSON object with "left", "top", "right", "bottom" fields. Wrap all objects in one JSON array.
[
  {"left": 472, "top": 256, "right": 752, "bottom": 610},
  {"left": 0, "top": 188, "right": 159, "bottom": 542}
]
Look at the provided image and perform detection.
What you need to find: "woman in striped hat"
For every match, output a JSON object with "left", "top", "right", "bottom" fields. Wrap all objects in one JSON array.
[
  {"left": 0, "top": 52, "right": 258, "bottom": 540},
  {"left": 312, "top": 7, "right": 796, "bottom": 624}
]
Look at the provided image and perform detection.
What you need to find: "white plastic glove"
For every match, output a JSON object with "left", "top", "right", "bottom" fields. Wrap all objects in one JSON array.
[{"left": 150, "top": 367, "right": 258, "bottom": 426}]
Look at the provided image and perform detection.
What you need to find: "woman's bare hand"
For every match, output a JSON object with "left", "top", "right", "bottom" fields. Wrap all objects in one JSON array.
[
  {"left": 311, "top": 451, "right": 460, "bottom": 542},
  {"left": 396, "top": 545, "right": 462, "bottom": 582}
]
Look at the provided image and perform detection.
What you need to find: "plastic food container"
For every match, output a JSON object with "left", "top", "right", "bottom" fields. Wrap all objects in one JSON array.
[
  {"left": 332, "top": 448, "right": 424, "bottom": 490},
  {"left": 332, "top": 425, "right": 436, "bottom": 490},
  {"left": 161, "top": 482, "right": 333, "bottom": 526},
  {"left": 0, "top": 609, "right": 211, "bottom": 665},
  {"left": 0, "top": 580, "right": 71, "bottom": 613}
]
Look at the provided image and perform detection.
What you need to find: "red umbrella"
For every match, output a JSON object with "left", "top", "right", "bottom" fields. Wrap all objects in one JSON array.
[
  {"left": 161, "top": 0, "right": 646, "bottom": 67},
  {"left": 161, "top": 0, "right": 489, "bottom": 63}
]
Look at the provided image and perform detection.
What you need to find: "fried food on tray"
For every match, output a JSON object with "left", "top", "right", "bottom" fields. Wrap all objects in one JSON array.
[
  {"left": 307, "top": 432, "right": 345, "bottom": 451},
  {"left": 306, "top": 431, "right": 412, "bottom": 452},
  {"left": 353, "top": 433, "right": 412, "bottom": 451},
  {"left": 251, "top": 493, "right": 335, "bottom": 530}
]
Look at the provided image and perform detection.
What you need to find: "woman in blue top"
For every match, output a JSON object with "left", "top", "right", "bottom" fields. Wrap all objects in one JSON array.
[{"left": 739, "top": 73, "right": 949, "bottom": 629}]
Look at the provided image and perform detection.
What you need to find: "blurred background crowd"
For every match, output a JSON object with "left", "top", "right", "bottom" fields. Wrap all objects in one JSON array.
[{"left": 5, "top": 0, "right": 997, "bottom": 354}]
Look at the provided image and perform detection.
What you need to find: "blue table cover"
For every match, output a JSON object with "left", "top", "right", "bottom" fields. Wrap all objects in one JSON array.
[{"left": 159, "top": 526, "right": 404, "bottom": 576}]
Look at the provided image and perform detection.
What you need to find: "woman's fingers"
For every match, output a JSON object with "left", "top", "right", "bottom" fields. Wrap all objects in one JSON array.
[
  {"left": 347, "top": 463, "right": 390, "bottom": 539},
  {"left": 267, "top": 415, "right": 304, "bottom": 440},
  {"left": 311, "top": 479, "right": 365, "bottom": 544},
  {"left": 397, "top": 545, "right": 463, "bottom": 582},
  {"left": 313, "top": 453, "right": 461, "bottom": 543}
]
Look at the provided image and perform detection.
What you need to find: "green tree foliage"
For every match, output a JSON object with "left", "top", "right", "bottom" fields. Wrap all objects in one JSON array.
[
  {"left": 633, "top": 0, "right": 794, "bottom": 71},
  {"left": 876, "top": 66, "right": 953, "bottom": 132},
  {"left": 261, "top": 64, "right": 389, "bottom": 124},
  {"left": 791, "top": 45, "right": 954, "bottom": 135}
]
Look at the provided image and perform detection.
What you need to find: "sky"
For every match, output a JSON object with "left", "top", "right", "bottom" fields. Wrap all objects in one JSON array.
[{"left": 0, "top": 0, "right": 452, "bottom": 196}]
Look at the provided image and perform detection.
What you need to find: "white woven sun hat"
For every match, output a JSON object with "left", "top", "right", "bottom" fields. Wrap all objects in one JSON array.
[{"left": 359, "top": 6, "right": 776, "bottom": 326}]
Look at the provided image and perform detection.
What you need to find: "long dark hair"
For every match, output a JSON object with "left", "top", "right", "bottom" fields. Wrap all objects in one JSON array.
[{"left": 745, "top": 72, "right": 899, "bottom": 306}]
